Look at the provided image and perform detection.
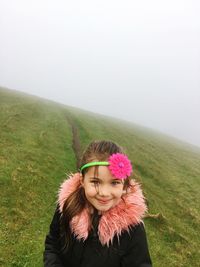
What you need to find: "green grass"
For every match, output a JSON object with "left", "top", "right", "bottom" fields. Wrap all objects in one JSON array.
[{"left": 1, "top": 87, "right": 200, "bottom": 266}]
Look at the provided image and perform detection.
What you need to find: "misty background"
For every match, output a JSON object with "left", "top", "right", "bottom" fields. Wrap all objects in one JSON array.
[{"left": 0, "top": 0, "right": 200, "bottom": 147}]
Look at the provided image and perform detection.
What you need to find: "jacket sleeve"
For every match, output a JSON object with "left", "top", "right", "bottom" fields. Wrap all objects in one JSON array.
[
  {"left": 121, "top": 222, "right": 152, "bottom": 267},
  {"left": 43, "top": 206, "right": 65, "bottom": 267}
]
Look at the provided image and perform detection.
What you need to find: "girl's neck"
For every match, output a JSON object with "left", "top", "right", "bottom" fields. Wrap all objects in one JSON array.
[{"left": 88, "top": 204, "right": 102, "bottom": 215}]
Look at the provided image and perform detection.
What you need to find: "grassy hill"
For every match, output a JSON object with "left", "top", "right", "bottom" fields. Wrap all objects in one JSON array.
[{"left": 0, "top": 87, "right": 200, "bottom": 267}]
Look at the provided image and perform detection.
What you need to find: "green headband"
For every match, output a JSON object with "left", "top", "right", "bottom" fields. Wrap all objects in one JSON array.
[{"left": 80, "top": 161, "right": 109, "bottom": 172}]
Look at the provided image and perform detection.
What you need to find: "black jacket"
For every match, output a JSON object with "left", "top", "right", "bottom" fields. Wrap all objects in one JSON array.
[{"left": 44, "top": 207, "right": 152, "bottom": 267}]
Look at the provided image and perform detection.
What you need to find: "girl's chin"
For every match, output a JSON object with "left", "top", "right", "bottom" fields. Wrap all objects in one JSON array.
[{"left": 94, "top": 205, "right": 113, "bottom": 212}]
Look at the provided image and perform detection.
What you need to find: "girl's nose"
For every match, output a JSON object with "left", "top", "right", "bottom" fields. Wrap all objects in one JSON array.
[{"left": 98, "top": 185, "right": 110, "bottom": 197}]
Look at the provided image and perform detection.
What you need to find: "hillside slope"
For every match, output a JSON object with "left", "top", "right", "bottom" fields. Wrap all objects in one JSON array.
[{"left": 0, "top": 87, "right": 200, "bottom": 267}]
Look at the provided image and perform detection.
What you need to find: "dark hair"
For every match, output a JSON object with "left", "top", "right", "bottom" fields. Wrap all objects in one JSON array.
[
  {"left": 60, "top": 140, "right": 132, "bottom": 249},
  {"left": 79, "top": 140, "right": 123, "bottom": 172}
]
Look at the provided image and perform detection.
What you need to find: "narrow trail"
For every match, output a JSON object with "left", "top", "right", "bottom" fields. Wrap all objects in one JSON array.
[{"left": 66, "top": 115, "right": 81, "bottom": 169}]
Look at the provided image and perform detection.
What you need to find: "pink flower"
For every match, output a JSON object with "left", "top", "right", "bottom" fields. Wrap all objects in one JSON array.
[{"left": 108, "top": 153, "right": 133, "bottom": 179}]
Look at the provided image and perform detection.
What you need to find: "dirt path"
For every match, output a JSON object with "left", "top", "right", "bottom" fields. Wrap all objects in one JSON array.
[{"left": 66, "top": 115, "right": 81, "bottom": 169}]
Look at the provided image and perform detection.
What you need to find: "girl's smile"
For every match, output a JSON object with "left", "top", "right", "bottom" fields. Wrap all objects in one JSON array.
[{"left": 97, "top": 198, "right": 112, "bottom": 204}]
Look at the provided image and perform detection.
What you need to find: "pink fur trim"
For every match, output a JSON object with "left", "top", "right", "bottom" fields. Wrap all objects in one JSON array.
[
  {"left": 58, "top": 173, "right": 81, "bottom": 212},
  {"left": 58, "top": 173, "right": 147, "bottom": 246}
]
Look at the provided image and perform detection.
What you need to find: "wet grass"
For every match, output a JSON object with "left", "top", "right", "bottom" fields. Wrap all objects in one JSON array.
[{"left": 1, "top": 87, "right": 200, "bottom": 266}]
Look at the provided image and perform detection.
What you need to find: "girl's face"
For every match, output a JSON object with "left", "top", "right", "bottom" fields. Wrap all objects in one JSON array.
[{"left": 80, "top": 166, "right": 125, "bottom": 212}]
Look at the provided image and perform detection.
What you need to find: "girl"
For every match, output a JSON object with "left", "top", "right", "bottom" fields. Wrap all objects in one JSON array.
[{"left": 44, "top": 140, "right": 152, "bottom": 267}]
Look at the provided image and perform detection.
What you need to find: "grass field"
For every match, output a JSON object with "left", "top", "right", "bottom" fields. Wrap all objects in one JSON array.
[{"left": 1, "top": 87, "right": 200, "bottom": 266}]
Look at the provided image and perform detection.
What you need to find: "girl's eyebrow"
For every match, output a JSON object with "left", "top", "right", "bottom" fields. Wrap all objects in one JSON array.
[
  {"left": 111, "top": 178, "right": 123, "bottom": 182},
  {"left": 89, "top": 177, "right": 101, "bottom": 180}
]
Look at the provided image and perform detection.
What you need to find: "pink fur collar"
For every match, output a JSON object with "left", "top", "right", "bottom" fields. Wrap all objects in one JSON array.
[{"left": 58, "top": 173, "right": 147, "bottom": 246}]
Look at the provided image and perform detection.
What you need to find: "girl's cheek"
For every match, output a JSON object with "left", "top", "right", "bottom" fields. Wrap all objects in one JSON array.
[
  {"left": 115, "top": 189, "right": 124, "bottom": 198},
  {"left": 86, "top": 187, "right": 97, "bottom": 196}
]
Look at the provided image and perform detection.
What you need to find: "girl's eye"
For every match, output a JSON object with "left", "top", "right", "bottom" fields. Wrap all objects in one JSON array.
[
  {"left": 111, "top": 181, "right": 121, "bottom": 186},
  {"left": 91, "top": 180, "right": 100, "bottom": 185}
]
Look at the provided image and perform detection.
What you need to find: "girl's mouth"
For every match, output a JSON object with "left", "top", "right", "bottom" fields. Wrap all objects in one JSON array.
[{"left": 97, "top": 199, "right": 111, "bottom": 204}]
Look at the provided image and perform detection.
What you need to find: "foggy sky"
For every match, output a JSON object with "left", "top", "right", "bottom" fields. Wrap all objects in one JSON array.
[{"left": 0, "top": 0, "right": 200, "bottom": 147}]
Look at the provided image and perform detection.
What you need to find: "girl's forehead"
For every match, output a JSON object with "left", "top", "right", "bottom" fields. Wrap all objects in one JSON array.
[{"left": 86, "top": 166, "right": 116, "bottom": 181}]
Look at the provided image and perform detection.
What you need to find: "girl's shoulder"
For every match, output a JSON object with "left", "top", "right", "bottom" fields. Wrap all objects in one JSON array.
[{"left": 110, "top": 222, "right": 150, "bottom": 256}]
